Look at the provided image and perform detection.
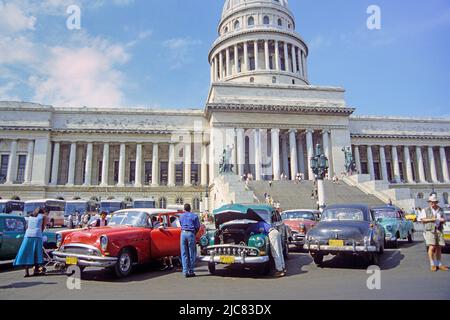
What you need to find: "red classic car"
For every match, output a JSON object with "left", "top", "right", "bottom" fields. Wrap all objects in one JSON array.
[
  {"left": 281, "top": 209, "right": 320, "bottom": 248},
  {"left": 52, "top": 209, "right": 205, "bottom": 278}
]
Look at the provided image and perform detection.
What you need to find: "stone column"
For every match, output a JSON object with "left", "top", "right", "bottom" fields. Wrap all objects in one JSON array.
[
  {"left": 117, "top": 143, "right": 126, "bottom": 187},
  {"left": 392, "top": 146, "right": 401, "bottom": 183},
  {"left": 291, "top": 45, "right": 297, "bottom": 74},
  {"left": 404, "top": 146, "right": 414, "bottom": 183},
  {"left": 354, "top": 145, "right": 362, "bottom": 174},
  {"left": 264, "top": 40, "right": 270, "bottom": 70},
  {"left": 151, "top": 143, "right": 159, "bottom": 187},
  {"left": 168, "top": 143, "right": 175, "bottom": 187},
  {"left": 254, "top": 129, "right": 262, "bottom": 181},
  {"left": 84, "top": 143, "right": 93, "bottom": 186},
  {"left": 31, "top": 138, "right": 52, "bottom": 186},
  {"left": 234, "top": 44, "right": 239, "bottom": 74},
  {"left": 297, "top": 135, "right": 305, "bottom": 176},
  {"left": 367, "top": 145, "right": 375, "bottom": 180},
  {"left": 135, "top": 144, "right": 143, "bottom": 187},
  {"left": 5, "top": 140, "right": 18, "bottom": 184},
  {"left": 281, "top": 134, "right": 289, "bottom": 178},
  {"left": 254, "top": 41, "right": 259, "bottom": 70},
  {"left": 289, "top": 129, "right": 298, "bottom": 180},
  {"left": 379, "top": 146, "right": 388, "bottom": 181},
  {"left": 306, "top": 130, "right": 314, "bottom": 180},
  {"left": 236, "top": 128, "right": 245, "bottom": 176},
  {"left": 24, "top": 140, "right": 34, "bottom": 184},
  {"left": 415, "top": 146, "right": 426, "bottom": 183},
  {"left": 67, "top": 142, "right": 77, "bottom": 186},
  {"left": 100, "top": 143, "right": 109, "bottom": 187},
  {"left": 283, "top": 42, "right": 289, "bottom": 71},
  {"left": 213, "top": 56, "right": 218, "bottom": 81},
  {"left": 201, "top": 142, "right": 208, "bottom": 186},
  {"left": 50, "top": 142, "right": 60, "bottom": 186},
  {"left": 226, "top": 47, "right": 231, "bottom": 77},
  {"left": 219, "top": 51, "right": 223, "bottom": 79},
  {"left": 302, "top": 50, "right": 308, "bottom": 79},
  {"left": 439, "top": 147, "right": 449, "bottom": 183},
  {"left": 184, "top": 136, "right": 192, "bottom": 187},
  {"left": 274, "top": 40, "right": 280, "bottom": 71},
  {"left": 322, "top": 130, "right": 332, "bottom": 178},
  {"left": 428, "top": 146, "right": 438, "bottom": 183},
  {"left": 243, "top": 42, "right": 249, "bottom": 72},
  {"left": 271, "top": 129, "right": 281, "bottom": 180}
]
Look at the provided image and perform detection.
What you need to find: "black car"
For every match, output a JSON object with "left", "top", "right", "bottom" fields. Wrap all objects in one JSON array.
[{"left": 304, "top": 204, "right": 385, "bottom": 267}]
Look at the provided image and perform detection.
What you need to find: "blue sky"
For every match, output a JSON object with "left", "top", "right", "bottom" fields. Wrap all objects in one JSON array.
[{"left": 0, "top": 0, "right": 449, "bottom": 117}]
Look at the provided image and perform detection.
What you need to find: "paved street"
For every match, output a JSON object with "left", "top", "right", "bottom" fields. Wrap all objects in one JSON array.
[{"left": 0, "top": 226, "right": 448, "bottom": 300}]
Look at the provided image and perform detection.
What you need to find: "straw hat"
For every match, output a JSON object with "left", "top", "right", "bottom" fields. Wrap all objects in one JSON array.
[{"left": 428, "top": 194, "right": 439, "bottom": 203}]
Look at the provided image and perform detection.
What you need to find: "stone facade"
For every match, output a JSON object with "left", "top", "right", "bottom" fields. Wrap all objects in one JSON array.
[{"left": 0, "top": 0, "right": 449, "bottom": 209}]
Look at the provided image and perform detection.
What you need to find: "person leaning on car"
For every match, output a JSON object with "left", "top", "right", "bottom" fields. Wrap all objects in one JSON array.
[
  {"left": 419, "top": 194, "right": 448, "bottom": 272},
  {"left": 247, "top": 221, "right": 286, "bottom": 278}
]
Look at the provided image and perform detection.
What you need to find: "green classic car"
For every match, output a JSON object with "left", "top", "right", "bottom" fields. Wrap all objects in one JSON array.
[
  {"left": 0, "top": 214, "right": 57, "bottom": 261},
  {"left": 372, "top": 206, "right": 414, "bottom": 248},
  {"left": 198, "top": 204, "right": 291, "bottom": 275}
]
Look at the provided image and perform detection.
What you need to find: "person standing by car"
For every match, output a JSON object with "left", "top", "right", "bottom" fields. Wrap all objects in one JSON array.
[
  {"left": 419, "top": 194, "right": 448, "bottom": 272},
  {"left": 90, "top": 211, "right": 108, "bottom": 227},
  {"left": 13, "top": 208, "right": 46, "bottom": 277},
  {"left": 179, "top": 203, "right": 200, "bottom": 278}
]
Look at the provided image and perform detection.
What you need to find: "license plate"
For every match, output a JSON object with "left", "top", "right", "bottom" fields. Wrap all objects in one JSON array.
[
  {"left": 219, "top": 256, "right": 235, "bottom": 264},
  {"left": 66, "top": 256, "right": 78, "bottom": 265},
  {"left": 444, "top": 234, "right": 450, "bottom": 240},
  {"left": 329, "top": 239, "right": 344, "bottom": 247}
]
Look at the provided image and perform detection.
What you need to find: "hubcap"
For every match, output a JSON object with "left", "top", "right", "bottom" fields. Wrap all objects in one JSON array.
[{"left": 119, "top": 254, "right": 131, "bottom": 272}]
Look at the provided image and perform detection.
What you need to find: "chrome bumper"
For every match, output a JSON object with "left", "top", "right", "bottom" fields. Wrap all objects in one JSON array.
[
  {"left": 304, "top": 243, "right": 377, "bottom": 252},
  {"left": 52, "top": 251, "right": 118, "bottom": 267},
  {"left": 199, "top": 255, "right": 270, "bottom": 264}
]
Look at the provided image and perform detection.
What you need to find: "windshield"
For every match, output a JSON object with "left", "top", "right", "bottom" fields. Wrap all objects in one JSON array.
[
  {"left": 133, "top": 201, "right": 156, "bottom": 209},
  {"left": 108, "top": 211, "right": 149, "bottom": 227},
  {"left": 373, "top": 209, "right": 397, "bottom": 219},
  {"left": 322, "top": 208, "right": 365, "bottom": 222},
  {"left": 24, "top": 203, "right": 44, "bottom": 216},
  {"left": 282, "top": 211, "right": 316, "bottom": 221},
  {"left": 253, "top": 209, "right": 270, "bottom": 223},
  {"left": 100, "top": 202, "right": 122, "bottom": 213},
  {"left": 65, "top": 203, "right": 87, "bottom": 215}
]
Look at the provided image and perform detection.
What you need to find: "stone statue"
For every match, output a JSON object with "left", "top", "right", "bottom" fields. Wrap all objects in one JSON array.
[
  {"left": 342, "top": 146, "right": 356, "bottom": 175},
  {"left": 219, "top": 145, "right": 234, "bottom": 174}
]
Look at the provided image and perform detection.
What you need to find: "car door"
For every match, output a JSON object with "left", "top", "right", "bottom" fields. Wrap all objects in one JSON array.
[
  {"left": 150, "top": 214, "right": 181, "bottom": 258},
  {"left": 2, "top": 217, "right": 26, "bottom": 260}
]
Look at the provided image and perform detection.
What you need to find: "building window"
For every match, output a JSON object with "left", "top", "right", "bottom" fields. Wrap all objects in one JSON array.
[
  {"left": 278, "top": 18, "right": 283, "bottom": 26},
  {"left": 234, "top": 20, "right": 240, "bottom": 30},
  {"left": 158, "top": 197, "right": 167, "bottom": 209},
  {"left": 248, "top": 16, "right": 254, "bottom": 26},
  {"left": 160, "top": 161, "right": 168, "bottom": 186},
  {"left": 129, "top": 161, "right": 136, "bottom": 183},
  {"left": 16, "top": 155, "right": 26, "bottom": 183},
  {"left": 114, "top": 161, "right": 119, "bottom": 183},
  {"left": 175, "top": 197, "right": 184, "bottom": 205},
  {"left": 175, "top": 163, "right": 184, "bottom": 186},
  {"left": 292, "top": 80, "right": 295, "bottom": 84},
  {"left": 144, "top": 161, "right": 152, "bottom": 185},
  {"left": 224, "top": 26, "right": 228, "bottom": 34},
  {"left": 263, "top": 16, "right": 270, "bottom": 25},
  {"left": 98, "top": 161, "right": 102, "bottom": 184},
  {"left": 193, "top": 198, "right": 200, "bottom": 211},
  {"left": 250, "top": 77, "right": 255, "bottom": 83}
]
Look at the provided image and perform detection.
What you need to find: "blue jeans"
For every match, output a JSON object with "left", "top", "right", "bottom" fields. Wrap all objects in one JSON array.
[{"left": 180, "top": 231, "right": 197, "bottom": 275}]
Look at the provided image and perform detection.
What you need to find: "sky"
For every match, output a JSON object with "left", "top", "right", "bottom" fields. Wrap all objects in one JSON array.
[{"left": 0, "top": 0, "right": 449, "bottom": 117}]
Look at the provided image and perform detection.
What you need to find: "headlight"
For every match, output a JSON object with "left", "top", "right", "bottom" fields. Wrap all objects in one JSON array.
[
  {"left": 253, "top": 236, "right": 265, "bottom": 248},
  {"left": 100, "top": 235, "right": 108, "bottom": 252},
  {"left": 200, "top": 235, "right": 209, "bottom": 247},
  {"left": 56, "top": 233, "right": 62, "bottom": 248}
]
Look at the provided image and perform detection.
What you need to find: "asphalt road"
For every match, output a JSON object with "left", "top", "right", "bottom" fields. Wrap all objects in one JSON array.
[{"left": 0, "top": 225, "right": 449, "bottom": 300}]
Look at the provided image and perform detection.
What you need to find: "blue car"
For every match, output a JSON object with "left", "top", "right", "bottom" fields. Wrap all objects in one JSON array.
[{"left": 372, "top": 206, "right": 414, "bottom": 248}]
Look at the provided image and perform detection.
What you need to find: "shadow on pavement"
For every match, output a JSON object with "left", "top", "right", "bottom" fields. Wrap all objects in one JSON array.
[{"left": 0, "top": 281, "right": 58, "bottom": 289}]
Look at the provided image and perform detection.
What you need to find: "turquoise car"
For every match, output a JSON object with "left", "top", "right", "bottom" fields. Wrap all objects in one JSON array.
[
  {"left": 198, "top": 204, "right": 290, "bottom": 275},
  {"left": 0, "top": 214, "right": 57, "bottom": 261},
  {"left": 372, "top": 206, "right": 414, "bottom": 248}
]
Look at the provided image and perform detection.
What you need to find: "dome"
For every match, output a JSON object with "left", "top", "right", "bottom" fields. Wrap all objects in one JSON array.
[{"left": 222, "top": 0, "right": 289, "bottom": 18}]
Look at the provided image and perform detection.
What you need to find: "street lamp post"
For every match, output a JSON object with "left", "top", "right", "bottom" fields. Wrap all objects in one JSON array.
[{"left": 310, "top": 144, "right": 329, "bottom": 211}]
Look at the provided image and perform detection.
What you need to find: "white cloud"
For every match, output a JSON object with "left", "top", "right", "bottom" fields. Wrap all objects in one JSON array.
[
  {"left": 163, "top": 37, "right": 202, "bottom": 70},
  {"left": 0, "top": 35, "right": 36, "bottom": 64},
  {"left": 0, "top": 2, "right": 36, "bottom": 34}
]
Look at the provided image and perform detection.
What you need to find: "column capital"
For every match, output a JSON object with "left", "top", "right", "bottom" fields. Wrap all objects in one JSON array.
[
  {"left": 289, "top": 128, "right": 298, "bottom": 134},
  {"left": 271, "top": 128, "right": 280, "bottom": 133},
  {"left": 321, "top": 129, "right": 331, "bottom": 135}
]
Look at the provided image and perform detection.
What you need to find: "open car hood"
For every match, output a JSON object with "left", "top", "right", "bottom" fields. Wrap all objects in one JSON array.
[{"left": 213, "top": 204, "right": 266, "bottom": 228}]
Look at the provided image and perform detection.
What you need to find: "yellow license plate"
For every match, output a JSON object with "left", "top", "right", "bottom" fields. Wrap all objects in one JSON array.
[
  {"left": 444, "top": 234, "right": 450, "bottom": 240},
  {"left": 66, "top": 257, "right": 78, "bottom": 265},
  {"left": 219, "top": 256, "right": 235, "bottom": 264},
  {"left": 329, "top": 239, "right": 344, "bottom": 247}
]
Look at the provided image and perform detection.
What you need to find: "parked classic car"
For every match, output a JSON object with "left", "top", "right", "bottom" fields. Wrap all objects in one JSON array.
[
  {"left": 52, "top": 209, "right": 206, "bottom": 278},
  {"left": 0, "top": 214, "right": 57, "bottom": 261},
  {"left": 404, "top": 211, "right": 417, "bottom": 223},
  {"left": 444, "top": 210, "right": 450, "bottom": 250},
  {"left": 372, "top": 205, "right": 414, "bottom": 248},
  {"left": 199, "top": 204, "right": 291, "bottom": 275},
  {"left": 281, "top": 209, "right": 320, "bottom": 248},
  {"left": 304, "top": 204, "right": 385, "bottom": 267}
]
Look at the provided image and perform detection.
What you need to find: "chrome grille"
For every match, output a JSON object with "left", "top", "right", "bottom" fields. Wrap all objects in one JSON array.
[
  {"left": 207, "top": 245, "right": 259, "bottom": 257},
  {"left": 62, "top": 245, "right": 101, "bottom": 256}
]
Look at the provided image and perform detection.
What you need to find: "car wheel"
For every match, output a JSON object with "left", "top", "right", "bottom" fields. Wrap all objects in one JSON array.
[
  {"left": 208, "top": 262, "right": 216, "bottom": 275},
  {"left": 311, "top": 252, "right": 324, "bottom": 267},
  {"left": 114, "top": 248, "right": 133, "bottom": 278},
  {"left": 407, "top": 231, "right": 414, "bottom": 243}
]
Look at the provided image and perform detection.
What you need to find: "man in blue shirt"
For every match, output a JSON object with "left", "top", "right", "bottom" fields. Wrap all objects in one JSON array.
[{"left": 179, "top": 203, "right": 200, "bottom": 277}]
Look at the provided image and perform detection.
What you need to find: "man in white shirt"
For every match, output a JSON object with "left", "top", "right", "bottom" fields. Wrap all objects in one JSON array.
[{"left": 418, "top": 194, "right": 448, "bottom": 272}]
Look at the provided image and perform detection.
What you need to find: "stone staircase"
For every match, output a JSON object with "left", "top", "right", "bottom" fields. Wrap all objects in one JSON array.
[{"left": 247, "top": 179, "right": 385, "bottom": 210}]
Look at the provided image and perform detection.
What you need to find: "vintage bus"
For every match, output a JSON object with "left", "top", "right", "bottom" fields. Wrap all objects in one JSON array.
[
  {"left": 0, "top": 200, "right": 25, "bottom": 215},
  {"left": 99, "top": 200, "right": 126, "bottom": 215},
  {"left": 64, "top": 200, "right": 99, "bottom": 227},
  {"left": 23, "top": 199, "right": 65, "bottom": 228},
  {"left": 132, "top": 198, "right": 156, "bottom": 209}
]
